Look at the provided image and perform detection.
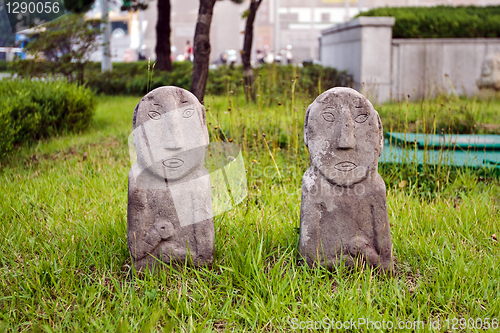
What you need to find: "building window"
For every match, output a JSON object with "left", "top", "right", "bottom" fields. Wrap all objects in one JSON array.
[
  {"left": 321, "top": 13, "right": 330, "bottom": 23},
  {"left": 281, "top": 13, "right": 299, "bottom": 23}
]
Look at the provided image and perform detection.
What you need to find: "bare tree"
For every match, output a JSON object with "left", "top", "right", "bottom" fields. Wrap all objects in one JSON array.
[
  {"left": 190, "top": 0, "right": 217, "bottom": 102},
  {"left": 155, "top": 0, "right": 172, "bottom": 71},
  {"left": 122, "top": 0, "right": 171, "bottom": 71},
  {"left": 240, "top": 0, "right": 262, "bottom": 101}
]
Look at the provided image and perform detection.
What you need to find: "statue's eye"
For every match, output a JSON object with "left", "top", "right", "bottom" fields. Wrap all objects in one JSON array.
[
  {"left": 355, "top": 114, "right": 369, "bottom": 123},
  {"left": 322, "top": 112, "right": 335, "bottom": 122},
  {"left": 182, "top": 109, "right": 195, "bottom": 118},
  {"left": 148, "top": 111, "right": 161, "bottom": 120}
]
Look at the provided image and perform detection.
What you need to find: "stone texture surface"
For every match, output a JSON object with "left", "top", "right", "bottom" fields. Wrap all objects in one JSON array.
[
  {"left": 299, "top": 87, "right": 393, "bottom": 272},
  {"left": 128, "top": 86, "right": 214, "bottom": 270},
  {"left": 477, "top": 52, "right": 500, "bottom": 91}
]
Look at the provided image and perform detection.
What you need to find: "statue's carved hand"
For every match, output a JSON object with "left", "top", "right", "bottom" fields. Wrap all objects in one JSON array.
[
  {"left": 155, "top": 219, "right": 174, "bottom": 240},
  {"left": 143, "top": 220, "right": 173, "bottom": 246},
  {"left": 144, "top": 229, "right": 161, "bottom": 246}
]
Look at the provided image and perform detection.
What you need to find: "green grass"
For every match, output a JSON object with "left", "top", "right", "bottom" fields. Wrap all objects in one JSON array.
[
  {"left": 0, "top": 94, "right": 499, "bottom": 331},
  {"left": 377, "top": 94, "right": 500, "bottom": 135}
]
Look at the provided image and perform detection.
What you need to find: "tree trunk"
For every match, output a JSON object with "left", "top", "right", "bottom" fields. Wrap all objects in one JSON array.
[
  {"left": 241, "top": 0, "right": 262, "bottom": 102},
  {"left": 155, "top": 0, "right": 172, "bottom": 71},
  {"left": 190, "top": 0, "right": 216, "bottom": 102}
]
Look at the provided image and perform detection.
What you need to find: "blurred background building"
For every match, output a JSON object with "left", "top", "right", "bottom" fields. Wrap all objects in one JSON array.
[{"left": 6, "top": 0, "right": 496, "bottom": 64}]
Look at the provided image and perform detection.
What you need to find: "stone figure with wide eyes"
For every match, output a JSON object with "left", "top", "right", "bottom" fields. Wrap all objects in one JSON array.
[
  {"left": 299, "top": 87, "right": 393, "bottom": 272},
  {"left": 127, "top": 86, "right": 215, "bottom": 270},
  {"left": 477, "top": 52, "right": 500, "bottom": 91}
]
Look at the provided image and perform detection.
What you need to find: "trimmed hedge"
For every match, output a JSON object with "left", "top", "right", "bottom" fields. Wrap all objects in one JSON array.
[
  {"left": 0, "top": 61, "right": 10, "bottom": 72},
  {"left": 206, "top": 63, "right": 351, "bottom": 97},
  {"left": 84, "top": 61, "right": 193, "bottom": 95},
  {"left": 83, "top": 62, "right": 351, "bottom": 99},
  {"left": 9, "top": 60, "right": 351, "bottom": 105},
  {"left": 0, "top": 79, "right": 96, "bottom": 158},
  {"left": 357, "top": 6, "right": 500, "bottom": 38}
]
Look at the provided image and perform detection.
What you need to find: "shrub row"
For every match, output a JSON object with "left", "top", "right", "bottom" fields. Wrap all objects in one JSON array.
[
  {"left": 0, "top": 61, "right": 9, "bottom": 72},
  {"left": 84, "top": 61, "right": 193, "bottom": 95},
  {"left": 0, "top": 79, "right": 96, "bottom": 158},
  {"left": 207, "top": 63, "right": 351, "bottom": 98},
  {"left": 11, "top": 59, "right": 351, "bottom": 99},
  {"left": 357, "top": 5, "right": 500, "bottom": 38},
  {"left": 83, "top": 62, "right": 351, "bottom": 100}
]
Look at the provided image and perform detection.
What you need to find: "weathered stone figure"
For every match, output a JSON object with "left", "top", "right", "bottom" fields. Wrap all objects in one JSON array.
[
  {"left": 477, "top": 52, "right": 500, "bottom": 91},
  {"left": 128, "top": 86, "right": 214, "bottom": 270},
  {"left": 299, "top": 87, "right": 393, "bottom": 272}
]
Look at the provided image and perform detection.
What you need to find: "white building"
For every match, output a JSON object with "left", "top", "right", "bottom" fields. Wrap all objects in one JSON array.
[{"left": 96, "top": 0, "right": 500, "bottom": 64}]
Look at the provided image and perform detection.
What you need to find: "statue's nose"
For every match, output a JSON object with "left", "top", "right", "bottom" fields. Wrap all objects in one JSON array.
[
  {"left": 336, "top": 112, "right": 355, "bottom": 150},
  {"left": 163, "top": 114, "right": 183, "bottom": 150}
]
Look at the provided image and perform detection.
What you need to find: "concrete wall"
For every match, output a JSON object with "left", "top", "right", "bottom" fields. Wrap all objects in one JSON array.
[
  {"left": 320, "top": 17, "right": 395, "bottom": 103},
  {"left": 391, "top": 39, "right": 500, "bottom": 100},
  {"left": 321, "top": 18, "right": 500, "bottom": 102}
]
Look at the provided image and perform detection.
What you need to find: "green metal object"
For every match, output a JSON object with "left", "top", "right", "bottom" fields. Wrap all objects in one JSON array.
[
  {"left": 386, "top": 133, "right": 500, "bottom": 150},
  {"left": 379, "top": 133, "right": 500, "bottom": 170}
]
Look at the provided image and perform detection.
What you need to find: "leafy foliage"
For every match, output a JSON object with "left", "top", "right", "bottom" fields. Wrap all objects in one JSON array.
[
  {"left": 80, "top": 62, "right": 351, "bottom": 102},
  {"left": 11, "top": 13, "right": 103, "bottom": 84},
  {"left": 63, "top": 0, "right": 96, "bottom": 12},
  {"left": 12, "top": 55, "right": 351, "bottom": 101},
  {"left": 206, "top": 63, "right": 351, "bottom": 104},
  {"left": 84, "top": 61, "right": 193, "bottom": 94},
  {"left": 0, "top": 61, "right": 11, "bottom": 72},
  {"left": 120, "top": 0, "right": 149, "bottom": 11},
  {"left": 0, "top": 79, "right": 96, "bottom": 158},
  {"left": 357, "top": 5, "right": 500, "bottom": 38}
]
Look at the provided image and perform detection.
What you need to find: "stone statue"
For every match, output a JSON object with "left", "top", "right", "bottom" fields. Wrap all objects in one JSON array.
[
  {"left": 477, "top": 52, "right": 500, "bottom": 91},
  {"left": 299, "top": 87, "right": 393, "bottom": 272},
  {"left": 127, "top": 86, "right": 214, "bottom": 270}
]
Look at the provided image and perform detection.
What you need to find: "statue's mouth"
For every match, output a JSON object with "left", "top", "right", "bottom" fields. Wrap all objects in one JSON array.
[
  {"left": 334, "top": 161, "right": 357, "bottom": 172},
  {"left": 162, "top": 158, "right": 184, "bottom": 168}
]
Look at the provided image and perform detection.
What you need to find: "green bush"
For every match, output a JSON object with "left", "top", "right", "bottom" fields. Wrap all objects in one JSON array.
[
  {"left": 11, "top": 13, "right": 102, "bottom": 84},
  {"left": 86, "top": 61, "right": 150, "bottom": 75},
  {"left": 0, "top": 79, "right": 96, "bottom": 158},
  {"left": 11, "top": 60, "right": 351, "bottom": 101},
  {"left": 206, "top": 64, "right": 244, "bottom": 95},
  {"left": 206, "top": 63, "right": 351, "bottom": 104},
  {"left": 357, "top": 5, "right": 500, "bottom": 38},
  {"left": 83, "top": 61, "right": 350, "bottom": 101},
  {"left": 85, "top": 61, "right": 193, "bottom": 95},
  {"left": 0, "top": 61, "right": 10, "bottom": 72}
]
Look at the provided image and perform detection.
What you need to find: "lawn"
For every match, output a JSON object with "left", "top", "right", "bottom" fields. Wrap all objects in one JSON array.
[{"left": 0, "top": 94, "right": 499, "bottom": 332}]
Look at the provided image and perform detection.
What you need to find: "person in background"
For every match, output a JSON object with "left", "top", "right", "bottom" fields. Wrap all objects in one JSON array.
[
  {"left": 184, "top": 40, "right": 193, "bottom": 62},
  {"left": 286, "top": 45, "right": 293, "bottom": 64},
  {"left": 256, "top": 49, "right": 265, "bottom": 64},
  {"left": 220, "top": 52, "right": 228, "bottom": 64}
]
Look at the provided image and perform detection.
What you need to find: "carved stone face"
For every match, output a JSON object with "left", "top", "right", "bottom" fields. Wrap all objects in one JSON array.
[
  {"left": 480, "top": 53, "right": 500, "bottom": 77},
  {"left": 481, "top": 59, "right": 494, "bottom": 77},
  {"left": 133, "top": 87, "right": 209, "bottom": 181},
  {"left": 477, "top": 53, "right": 500, "bottom": 90},
  {"left": 304, "top": 87, "right": 383, "bottom": 187}
]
